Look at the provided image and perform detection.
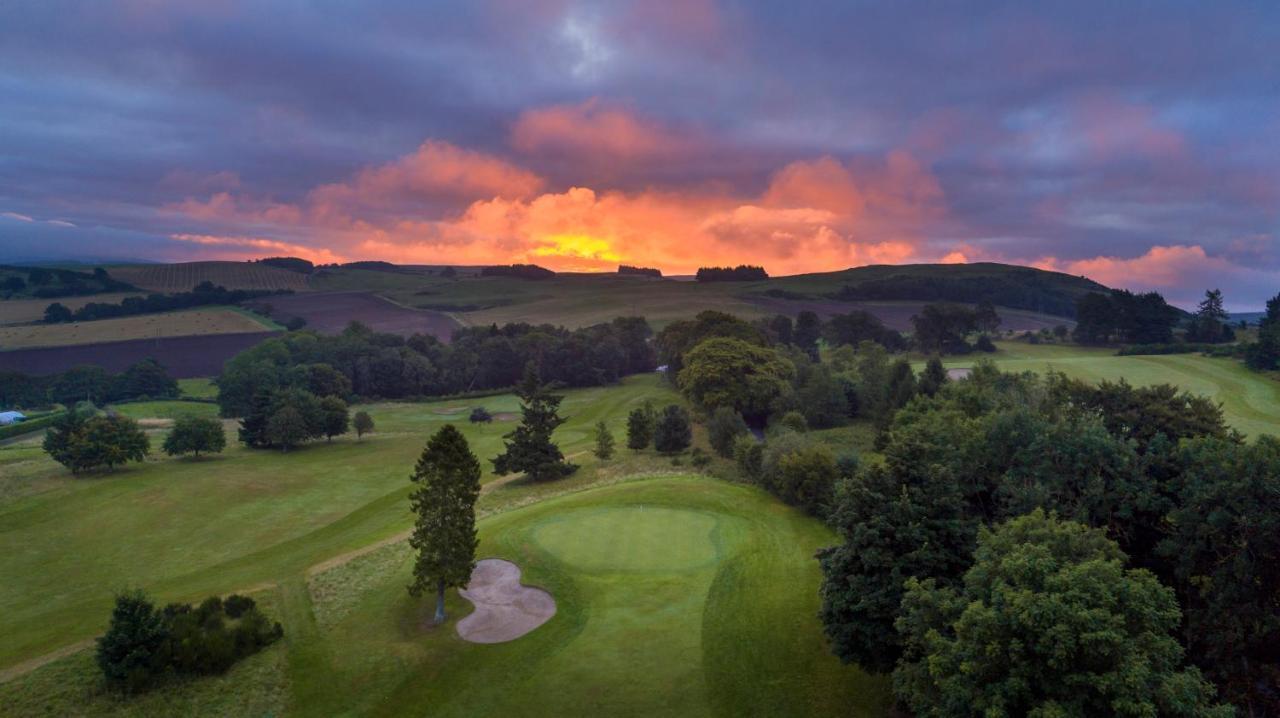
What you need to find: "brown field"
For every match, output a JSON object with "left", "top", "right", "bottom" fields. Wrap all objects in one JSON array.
[
  {"left": 0, "top": 293, "right": 142, "bottom": 326},
  {"left": 108, "top": 261, "right": 311, "bottom": 293},
  {"left": 0, "top": 332, "right": 275, "bottom": 377},
  {"left": 248, "top": 291, "right": 460, "bottom": 340},
  {"left": 0, "top": 308, "right": 278, "bottom": 350}
]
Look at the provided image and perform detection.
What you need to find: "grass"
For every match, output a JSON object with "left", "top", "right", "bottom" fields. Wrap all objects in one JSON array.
[
  {"left": 177, "top": 378, "right": 218, "bottom": 400},
  {"left": 933, "top": 342, "right": 1280, "bottom": 437},
  {"left": 289, "top": 478, "right": 889, "bottom": 717},
  {"left": 0, "top": 373, "right": 682, "bottom": 669},
  {"left": 0, "top": 307, "right": 280, "bottom": 350},
  {"left": 110, "top": 401, "right": 221, "bottom": 421},
  {"left": 0, "top": 375, "right": 890, "bottom": 717}
]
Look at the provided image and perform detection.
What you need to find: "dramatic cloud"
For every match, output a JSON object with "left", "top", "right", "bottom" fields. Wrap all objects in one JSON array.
[{"left": 2, "top": 1, "right": 1278, "bottom": 304}]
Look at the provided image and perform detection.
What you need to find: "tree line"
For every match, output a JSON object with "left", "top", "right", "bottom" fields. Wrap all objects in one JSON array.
[
  {"left": 213, "top": 317, "right": 656, "bottom": 417},
  {"left": 479, "top": 263, "right": 556, "bottom": 280},
  {"left": 43, "top": 281, "right": 290, "bottom": 323},
  {"left": 617, "top": 264, "right": 662, "bottom": 277},
  {"left": 1, "top": 358, "right": 179, "bottom": 408},
  {"left": 832, "top": 271, "right": 1086, "bottom": 317},
  {"left": 0, "top": 264, "right": 134, "bottom": 299},
  {"left": 694, "top": 265, "right": 768, "bottom": 282}
]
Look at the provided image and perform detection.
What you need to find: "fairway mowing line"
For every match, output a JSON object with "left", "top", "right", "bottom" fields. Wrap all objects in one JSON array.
[{"left": 0, "top": 638, "right": 95, "bottom": 685}]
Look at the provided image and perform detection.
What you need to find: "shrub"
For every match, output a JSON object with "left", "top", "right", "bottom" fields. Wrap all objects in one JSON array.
[
  {"left": 469, "top": 407, "right": 493, "bottom": 423},
  {"left": 223, "top": 594, "right": 256, "bottom": 618},
  {"left": 776, "top": 410, "right": 808, "bottom": 434},
  {"left": 975, "top": 334, "right": 996, "bottom": 352},
  {"left": 97, "top": 590, "right": 169, "bottom": 694},
  {"left": 690, "top": 447, "right": 712, "bottom": 470}
]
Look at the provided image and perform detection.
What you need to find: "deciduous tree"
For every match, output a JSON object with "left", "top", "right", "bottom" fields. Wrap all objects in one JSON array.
[{"left": 162, "top": 415, "right": 225, "bottom": 458}]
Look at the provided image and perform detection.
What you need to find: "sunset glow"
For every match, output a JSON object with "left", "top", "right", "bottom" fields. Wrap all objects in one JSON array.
[{"left": 1, "top": 2, "right": 1278, "bottom": 307}]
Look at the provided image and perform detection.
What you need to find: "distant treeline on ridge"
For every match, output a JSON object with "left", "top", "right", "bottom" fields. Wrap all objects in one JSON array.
[
  {"left": 480, "top": 264, "right": 556, "bottom": 280},
  {"left": 618, "top": 265, "right": 662, "bottom": 278},
  {"left": 696, "top": 265, "right": 769, "bottom": 282},
  {"left": 43, "top": 281, "right": 291, "bottom": 323}
]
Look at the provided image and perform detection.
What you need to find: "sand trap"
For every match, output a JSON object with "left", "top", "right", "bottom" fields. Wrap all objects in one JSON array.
[
  {"left": 457, "top": 559, "right": 555, "bottom": 643},
  {"left": 947, "top": 367, "right": 973, "bottom": 380}
]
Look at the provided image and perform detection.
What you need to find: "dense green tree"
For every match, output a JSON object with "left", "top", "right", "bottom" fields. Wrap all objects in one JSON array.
[
  {"left": 238, "top": 388, "right": 275, "bottom": 448},
  {"left": 50, "top": 364, "right": 112, "bottom": 405},
  {"left": 794, "top": 363, "right": 850, "bottom": 429},
  {"left": 767, "top": 314, "right": 793, "bottom": 345},
  {"left": 266, "top": 406, "right": 308, "bottom": 452},
  {"left": 1049, "top": 376, "right": 1227, "bottom": 452},
  {"left": 895, "top": 510, "right": 1229, "bottom": 718},
  {"left": 593, "top": 421, "right": 615, "bottom": 460},
  {"left": 974, "top": 300, "right": 1002, "bottom": 334},
  {"left": 774, "top": 444, "right": 838, "bottom": 517},
  {"left": 707, "top": 406, "right": 749, "bottom": 458},
  {"left": 912, "top": 303, "right": 978, "bottom": 354},
  {"left": 918, "top": 356, "right": 949, "bottom": 397},
  {"left": 625, "top": 402, "right": 655, "bottom": 450},
  {"left": 353, "top": 410, "right": 374, "bottom": 440},
  {"left": 96, "top": 590, "right": 170, "bottom": 694},
  {"left": 43, "top": 302, "right": 73, "bottom": 323},
  {"left": 818, "top": 457, "right": 980, "bottom": 672},
  {"left": 117, "top": 359, "right": 179, "bottom": 399},
  {"left": 822, "top": 310, "right": 906, "bottom": 351},
  {"left": 653, "top": 404, "right": 692, "bottom": 453},
  {"left": 1244, "top": 292, "right": 1280, "bottom": 371},
  {"left": 1161, "top": 436, "right": 1280, "bottom": 713},
  {"left": 408, "top": 425, "right": 481, "bottom": 624},
  {"left": 319, "top": 396, "right": 349, "bottom": 441},
  {"left": 654, "top": 310, "right": 766, "bottom": 378},
  {"left": 1074, "top": 289, "right": 1180, "bottom": 345},
  {"left": 492, "top": 365, "right": 577, "bottom": 481},
  {"left": 44, "top": 413, "right": 149, "bottom": 473},
  {"left": 305, "top": 363, "right": 352, "bottom": 398},
  {"left": 793, "top": 310, "right": 822, "bottom": 358},
  {"left": 677, "top": 337, "right": 794, "bottom": 422},
  {"left": 162, "top": 415, "right": 225, "bottom": 458}
]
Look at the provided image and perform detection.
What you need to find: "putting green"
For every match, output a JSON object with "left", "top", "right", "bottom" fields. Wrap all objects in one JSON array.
[
  {"left": 530, "top": 506, "right": 720, "bottom": 572},
  {"left": 299, "top": 477, "right": 890, "bottom": 717}
]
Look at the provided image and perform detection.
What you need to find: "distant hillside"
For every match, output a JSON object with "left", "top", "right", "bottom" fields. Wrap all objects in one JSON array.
[
  {"left": 108, "top": 261, "right": 311, "bottom": 293},
  {"left": 760, "top": 263, "right": 1111, "bottom": 318}
]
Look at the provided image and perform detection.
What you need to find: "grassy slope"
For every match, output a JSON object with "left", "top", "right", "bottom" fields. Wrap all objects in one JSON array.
[
  {"left": 106, "top": 262, "right": 310, "bottom": 293},
  {"left": 0, "top": 374, "right": 681, "bottom": 668},
  {"left": 935, "top": 342, "right": 1280, "bottom": 437},
  {"left": 0, "top": 307, "right": 280, "bottom": 350}
]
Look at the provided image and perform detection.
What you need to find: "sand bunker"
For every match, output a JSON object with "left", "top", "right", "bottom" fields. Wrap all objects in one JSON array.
[
  {"left": 947, "top": 367, "right": 973, "bottom": 380},
  {"left": 457, "top": 559, "right": 556, "bottom": 643}
]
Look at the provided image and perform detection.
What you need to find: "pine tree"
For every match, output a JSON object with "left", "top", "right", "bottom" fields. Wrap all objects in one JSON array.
[
  {"left": 654, "top": 404, "right": 693, "bottom": 453},
  {"left": 491, "top": 364, "right": 578, "bottom": 481},
  {"left": 238, "top": 388, "right": 274, "bottom": 448},
  {"left": 409, "top": 424, "right": 481, "bottom": 624},
  {"left": 626, "top": 401, "right": 656, "bottom": 451},
  {"left": 918, "top": 356, "right": 949, "bottom": 397},
  {"left": 593, "top": 421, "right": 615, "bottom": 460}
]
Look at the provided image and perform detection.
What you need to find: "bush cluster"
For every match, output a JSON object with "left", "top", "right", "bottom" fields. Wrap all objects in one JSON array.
[
  {"left": 2, "top": 359, "right": 178, "bottom": 408},
  {"left": 97, "top": 590, "right": 282, "bottom": 695}
]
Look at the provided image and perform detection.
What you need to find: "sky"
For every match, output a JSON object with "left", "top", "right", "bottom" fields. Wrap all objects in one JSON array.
[{"left": 1, "top": 1, "right": 1278, "bottom": 309}]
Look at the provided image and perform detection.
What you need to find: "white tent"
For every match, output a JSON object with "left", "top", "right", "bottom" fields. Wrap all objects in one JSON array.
[{"left": 0, "top": 411, "right": 27, "bottom": 425}]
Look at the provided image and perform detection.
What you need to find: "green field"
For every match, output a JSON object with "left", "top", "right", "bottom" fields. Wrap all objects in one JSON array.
[
  {"left": 0, "top": 374, "right": 893, "bottom": 716},
  {"left": 936, "top": 343, "right": 1280, "bottom": 437}
]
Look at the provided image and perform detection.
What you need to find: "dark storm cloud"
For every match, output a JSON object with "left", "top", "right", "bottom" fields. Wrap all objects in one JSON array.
[{"left": 0, "top": 0, "right": 1276, "bottom": 307}]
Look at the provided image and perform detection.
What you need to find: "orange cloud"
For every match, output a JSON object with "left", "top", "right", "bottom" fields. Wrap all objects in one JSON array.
[
  {"left": 1033, "top": 244, "right": 1216, "bottom": 287},
  {"left": 510, "top": 100, "right": 694, "bottom": 160},
  {"left": 164, "top": 135, "right": 949, "bottom": 274}
]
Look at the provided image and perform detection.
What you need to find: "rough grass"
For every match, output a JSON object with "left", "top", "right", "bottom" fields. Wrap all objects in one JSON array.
[{"left": 0, "top": 307, "right": 279, "bottom": 350}]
